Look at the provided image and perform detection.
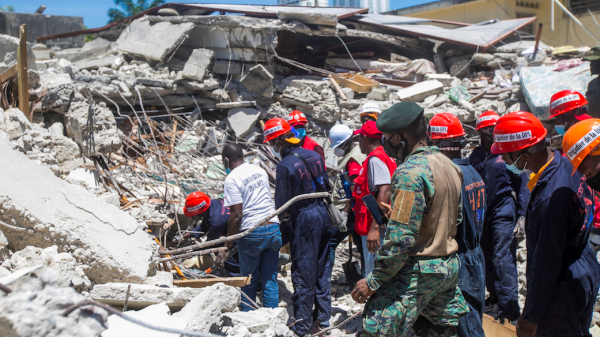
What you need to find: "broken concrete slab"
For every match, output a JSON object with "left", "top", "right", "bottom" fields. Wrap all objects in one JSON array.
[
  {"left": 0, "top": 34, "right": 36, "bottom": 72},
  {"left": 136, "top": 78, "right": 174, "bottom": 88},
  {"left": 398, "top": 80, "right": 444, "bottom": 102},
  {"left": 366, "top": 86, "right": 389, "bottom": 101},
  {"left": 0, "top": 135, "right": 157, "bottom": 284},
  {"left": 173, "top": 283, "right": 240, "bottom": 334},
  {"left": 424, "top": 73, "right": 455, "bottom": 87},
  {"left": 222, "top": 307, "right": 290, "bottom": 334},
  {"left": 181, "top": 78, "right": 219, "bottom": 92},
  {"left": 74, "top": 54, "right": 118, "bottom": 70},
  {"left": 227, "top": 108, "right": 261, "bottom": 138},
  {"left": 3, "top": 108, "right": 32, "bottom": 141},
  {"left": 241, "top": 64, "right": 273, "bottom": 93},
  {"left": 213, "top": 60, "right": 243, "bottom": 75},
  {"left": 0, "top": 266, "right": 108, "bottom": 336},
  {"left": 39, "top": 72, "right": 74, "bottom": 113},
  {"left": 277, "top": 12, "right": 337, "bottom": 26},
  {"left": 91, "top": 283, "right": 204, "bottom": 311},
  {"left": 65, "top": 97, "right": 122, "bottom": 157},
  {"left": 33, "top": 49, "right": 52, "bottom": 60},
  {"left": 102, "top": 302, "right": 185, "bottom": 337},
  {"left": 49, "top": 122, "right": 83, "bottom": 173},
  {"left": 116, "top": 17, "right": 195, "bottom": 61},
  {"left": 9, "top": 246, "right": 91, "bottom": 291},
  {"left": 182, "top": 48, "right": 214, "bottom": 82}
]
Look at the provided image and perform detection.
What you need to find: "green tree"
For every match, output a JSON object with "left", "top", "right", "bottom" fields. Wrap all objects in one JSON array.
[
  {"left": 0, "top": 6, "right": 15, "bottom": 12},
  {"left": 107, "top": 0, "right": 165, "bottom": 23}
]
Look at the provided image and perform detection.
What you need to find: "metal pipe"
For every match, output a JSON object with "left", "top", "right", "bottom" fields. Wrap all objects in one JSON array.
[
  {"left": 551, "top": 0, "right": 554, "bottom": 31},
  {"left": 160, "top": 247, "right": 226, "bottom": 263},
  {"left": 161, "top": 192, "right": 329, "bottom": 255},
  {"left": 553, "top": 0, "right": 600, "bottom": 43}
]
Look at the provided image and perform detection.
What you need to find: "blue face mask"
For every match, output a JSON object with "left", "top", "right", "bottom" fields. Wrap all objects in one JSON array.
[
  {"left": 296, "top": 128, "right": 306, "bottom": 139},
  {"left": 505, "top": 153, "right": 528, "bottom": 175},
  {"left": 555, "top": 125, "right": 566, "bottom": 136},
  {"left": 226, "top": 168, "right": 231, "bottom": 175}
]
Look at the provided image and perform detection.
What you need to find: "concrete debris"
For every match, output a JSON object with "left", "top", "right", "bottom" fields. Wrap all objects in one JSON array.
[
  {"left": 91, "top": 282, "right": 205, "bottom": 311},
  {"left": 240, "top": 64, "right": 274, "bottom": 94},
  {"left": 0, "top": 34, "right": 36, "bottom": 72},
  {"left": 183, "top": 48, "right": 214, "bottom": 82},
  {"left": 0, "top": 266, "right": 108, "bottom": 337},
  {"left": 38, "top": 72, "right": 74, "bottom": 113},
  {"left": 102, "top": 302, "right": 186, "bottom": 337},
  {"left": 173, "top": 283, "right": 240, "bottom": 334},
  {"left": 0, "top": 134, "right": 158, "bottom": 284},
  {"left": 116, "top": 17, "right": 195, "bottom": 61},
  {"left": 398, "top": 80, "right": 444, "bottom": 102},
  {"left": 228, "top": 108, "right": 261, "bottom": 137},
  {"left": 222, "top": 307, "right": 293, "bottom": 337},
  {"left": 2, "top": 108, "right": 32, "bottom": 141}
]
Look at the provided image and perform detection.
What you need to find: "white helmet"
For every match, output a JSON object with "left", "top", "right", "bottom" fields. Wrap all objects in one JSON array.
[
  {"left": 328, "top": 124, "right": 352, "bottom": 149},
  {"left": 359, "top": 102, "right": 382, "bottom": 116}
]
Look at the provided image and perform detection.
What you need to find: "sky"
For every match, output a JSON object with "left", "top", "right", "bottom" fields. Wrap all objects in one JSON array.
[{"left": 8, "top": 0, "right": 433, "bottom": 28}]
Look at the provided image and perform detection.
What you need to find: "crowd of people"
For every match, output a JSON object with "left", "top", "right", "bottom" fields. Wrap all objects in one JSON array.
[{"left": 176, "top": 52, "right": 600, "bottom": 337}]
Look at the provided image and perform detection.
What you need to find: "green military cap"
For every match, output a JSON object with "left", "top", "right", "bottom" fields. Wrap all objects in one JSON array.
[
  {"left": 584, "top": 45, "right": 600, "bottom": 61},
  {"left": 376, "top": 102, "right": 424, "bottom": 133}
]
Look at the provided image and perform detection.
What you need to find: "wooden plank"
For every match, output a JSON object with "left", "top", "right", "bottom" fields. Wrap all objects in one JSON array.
[
  {"left": 328, "top": 75, "right": 348, "bottom": 101},
  {"left": 482, "top": 314, "right": 517, "bottom": 337},
  {"left": 0, "top": 64, "right": 17, "bottom": 83},
  {"left": 17, "top": 24, "right": 29, "bottom": 120},
  {"left": 174, "top": 276, "right": 251, "bottom": 289}
]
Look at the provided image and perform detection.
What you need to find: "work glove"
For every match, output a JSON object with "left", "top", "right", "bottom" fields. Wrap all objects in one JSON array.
[
  {"left": 172, "top": 234, "right": 185, "bottom": 244},
  {"left": 514, "top": 216, "right": 526, "bottom": 237},
  {"left": 339, "top": 211, "right": 348, "bottom": 232}
]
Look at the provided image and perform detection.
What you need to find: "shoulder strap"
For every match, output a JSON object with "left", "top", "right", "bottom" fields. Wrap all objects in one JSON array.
[{"left": 291, "top": 152, "right": 325, "bottom": 192}]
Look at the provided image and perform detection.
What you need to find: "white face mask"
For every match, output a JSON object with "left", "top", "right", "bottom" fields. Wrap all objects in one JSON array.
[{"left": 334, "top": 147, "right": 346, "bottom": 157}]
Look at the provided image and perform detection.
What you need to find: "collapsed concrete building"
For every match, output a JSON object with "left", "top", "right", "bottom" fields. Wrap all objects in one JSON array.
[{"left": 0, "top": 2, "right": 598, "bottom": 336}]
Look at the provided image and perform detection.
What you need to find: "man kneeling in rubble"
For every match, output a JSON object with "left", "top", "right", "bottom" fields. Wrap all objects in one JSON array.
[{"left": 216, "top": 143, "right": 282, "bottom": 312}]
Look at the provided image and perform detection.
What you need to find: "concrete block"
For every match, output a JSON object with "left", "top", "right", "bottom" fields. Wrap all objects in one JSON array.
[
  {"left": 212, "top": 60, "right": 242, "bottom": 75},
  {"left": 3, "top": 108, "right": 32, "bottom": 140},
  {"left": 341, "top": 87, "right": 355, "bottom": 100},
  {"left": 222, "top": 307, "right": 290, "bottom": 335},
  {"left": 181, "top": 78, "right": 219, "bottom": 92},
  {"left": 102, "top": 303, "right": 185, "bottom": 337},
  {"left": 398, "top": 80, "right": 444, "bottom": 102},
  {"left": 74, "top": 54, "right": 118, "bottom": 70},
  {"left": 33, "top": 49, "right": 52, "bottom": 60},
  {"left": 216, "top": 101, "right": 256, "bottom": 109},
  {"left": 227, "top": 108, "right": 261, "bottom": 137},
  {"left": 240, "top": 64, "right": 273, "bottom": 93},
  {"left": 424, "top": 73, "right": 455, "bottom": 87},
  {"left": 173, "top": 283, "right": 240, "bottom": 333},
  {"left": 116, "top": 17, "right": 195, "bottom": 61},
  {"left": 66, "top": 99, "right": 121, "bottom": 157},
  {"left": 91, "top": 283, "right": 204, "bottom": 311},
  {"left": 182, "top": 48, "right": 214, "bottom": 82},
  {"left": 0, "top": 34, "right": 37, "bottom": 72},
  {"left": 366, "top": 86, "right": 389, "bottom": 101},
  {"left": 136, "top": 78, "right": 174, "bottom": 88}
]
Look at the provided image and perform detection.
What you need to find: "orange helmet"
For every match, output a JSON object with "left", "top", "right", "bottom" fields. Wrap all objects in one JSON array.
[
  {"left": 183, "top": 191, "right": 211, "bottom": 217},
  {"left": 562, "top": 119, "right": 600, "bottom": 174},
  {"left": 263, "top": 117, "right": 300, "bottom": 144},
  {"left": 490, "top": 112, "right": 547, "bottom": 154},
  {"left": 549, "top": 90, "right": 588, "bottom": 119},
  {"left": 287, "top": 110, "right": 308, "bottom": 127},
  {"left": 429, "top": 113, "right": 465, "bottom": 140},
  {"left": 475, "top": 111, "right": 500, "bottom": 131}
]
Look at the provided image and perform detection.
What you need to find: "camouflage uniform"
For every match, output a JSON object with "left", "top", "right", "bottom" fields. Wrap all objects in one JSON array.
[{"left": 362, "top": 146, "right": 469, "bottom": 337}]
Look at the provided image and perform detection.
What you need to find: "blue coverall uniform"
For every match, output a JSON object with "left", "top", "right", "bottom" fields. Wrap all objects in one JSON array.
[
  {"left": 452, "top": 158, "right": 486, "bottom": 337},
  {"left": 190, "top": 199, "right": 239, "bottom": 273},
  {"left": 523, "top": 151, "right": 600, "bottom": 336},
  {"left": 274, "top": 147, "right": 332, "bottom": 336},
  {"left": 469, "top": 146, "right": 529, "bottom": 320}
]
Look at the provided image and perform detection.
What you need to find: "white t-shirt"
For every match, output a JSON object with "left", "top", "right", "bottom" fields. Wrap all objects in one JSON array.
[
  {"left": 223, "top": 163, "right": 279, "bottom": 231},
  {"left": 368, "top": 157, "right": 392, "bottom": 192}
]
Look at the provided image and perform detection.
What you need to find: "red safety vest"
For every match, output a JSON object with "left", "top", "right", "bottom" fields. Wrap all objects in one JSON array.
[
  {"left": 353, "top": 146, "right": 397, "bottom": 236},
  {"left": 302, "top": 136, "right": 326, "bottom": 168}
]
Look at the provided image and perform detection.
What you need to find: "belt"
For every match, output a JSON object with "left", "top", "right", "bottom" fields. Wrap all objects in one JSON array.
[{"left": 263, "top": 221, "right": 278, "bottom": 226}]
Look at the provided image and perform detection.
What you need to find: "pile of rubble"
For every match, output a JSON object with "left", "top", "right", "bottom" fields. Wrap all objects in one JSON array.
[{"left": 0, "top": 3, "right": 598, "bottom": 336}]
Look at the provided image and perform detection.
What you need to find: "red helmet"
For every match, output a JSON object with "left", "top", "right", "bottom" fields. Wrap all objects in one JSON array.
[
  {"left": 263, "top": 117, "right": 300, "bottom": 144},
  {"left": 183, "top": 191, "right": 211, "bottom": 217},
  {"left": 428, "top": 113, "right": 465, "bottom": 140},
  {"left": 490, "top": 112, "right": 547, "bottom": 154},
  {"left": 549, "top": 90, "right": 588, "bottom": 119},
  {"left": 287, "top": 110, "right": 308, "bottom": 127},
  {"left": 475, "top": 111, "right": 500, "bottom": 131}
]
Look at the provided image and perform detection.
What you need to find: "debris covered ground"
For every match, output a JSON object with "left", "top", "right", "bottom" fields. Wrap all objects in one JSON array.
[{"left": 0, "top": 3, "right": 599, "bottom": 336}]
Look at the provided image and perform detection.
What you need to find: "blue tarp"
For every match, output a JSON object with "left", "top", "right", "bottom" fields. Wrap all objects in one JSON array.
[{"left": 520, "top": 63, "right": 593, "bottom": 119}]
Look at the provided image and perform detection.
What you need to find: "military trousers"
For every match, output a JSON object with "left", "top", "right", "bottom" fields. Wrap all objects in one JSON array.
[{"left": 361, "top": 254, "right": 469, "bottom": 337}]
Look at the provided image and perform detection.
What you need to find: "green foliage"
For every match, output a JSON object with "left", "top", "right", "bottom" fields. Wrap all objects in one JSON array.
[
  {"left": 107, "top": 0, "right": 166, "bottom": 23},
  {"left": 0, "top": 6, "right": 15, "bottom": 12}
]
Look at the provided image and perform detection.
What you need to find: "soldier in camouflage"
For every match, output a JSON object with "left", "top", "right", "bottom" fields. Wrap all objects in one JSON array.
[{"left": 351, "top": 102, "right": 469, "bottom": 337}]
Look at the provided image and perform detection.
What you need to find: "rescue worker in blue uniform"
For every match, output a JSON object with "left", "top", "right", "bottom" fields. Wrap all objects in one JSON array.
[
  {"left": 181, "top": 191, "right": 239, "bottom": 274},
  {"left": 429, "top": 113, "right": 486, "bottom": 337},
  {"left": 469, "top": 110, "right": 529, "bottom": 322},
  {"left": 497, "top": 113, "right": 600, "bottom": 337},
  {"left": 264, "top": 117, "right": 332, "bottom": 336}
]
